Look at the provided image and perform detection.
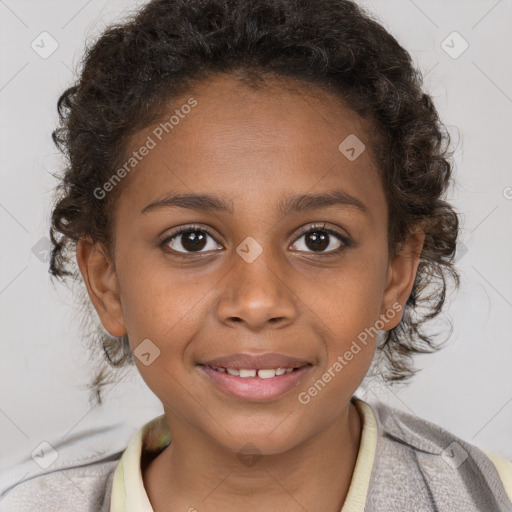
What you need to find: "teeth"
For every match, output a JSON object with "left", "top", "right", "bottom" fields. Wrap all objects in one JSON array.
[
  {"left": 239, "top": 369, "right": 257, "bottom": 378},
  {"left": 257, "top": 369, "right": 276, "bottom": 379},
  {"left": 212, "top": 366, "right": 298, "bottom": 378}
]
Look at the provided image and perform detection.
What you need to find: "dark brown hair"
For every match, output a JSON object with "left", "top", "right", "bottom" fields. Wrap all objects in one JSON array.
[{"left": 49, "top": 0, "right": 459, "bottom": 405}]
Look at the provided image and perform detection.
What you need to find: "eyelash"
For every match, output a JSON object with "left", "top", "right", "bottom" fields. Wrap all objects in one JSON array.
[{"left": 160, "top": 223, "right": 351, "bottom": 257}]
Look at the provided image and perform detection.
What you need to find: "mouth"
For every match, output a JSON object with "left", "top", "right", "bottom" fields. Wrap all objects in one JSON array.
[
  {"left": 197, "top": 353, "right": 313, "bottom": 402},
  {"left": 205, "top": 366, "right": 301, "bottom": 378}
]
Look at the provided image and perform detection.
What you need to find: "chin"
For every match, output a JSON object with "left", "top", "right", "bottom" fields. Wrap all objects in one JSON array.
[{"left": 208, "top": 418, "right": 308, "bottom": 457}]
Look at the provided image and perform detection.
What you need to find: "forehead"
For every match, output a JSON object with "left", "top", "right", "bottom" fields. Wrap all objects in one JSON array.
[
  {"left": 116, "top": 73, "right": 385, "bottom": 219},
  {"left": 159, "top": 73, "right": 371, "bottom": 159}
]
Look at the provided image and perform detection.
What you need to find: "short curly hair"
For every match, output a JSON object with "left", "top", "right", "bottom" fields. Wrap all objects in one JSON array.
[{"left": 49, "top": 0, "right": 459, "bottom": 406}]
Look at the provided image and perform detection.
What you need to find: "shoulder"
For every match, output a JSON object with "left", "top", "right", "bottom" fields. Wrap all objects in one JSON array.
[
  {"left": 0, "top": 414, "right": 171, "bottom": 512},
  {"left": 0, "top": 421, "right": 142, "bottom": 512},
  {"left": 363, "top": 399, "right": 512, "bottom": 512},
  {"left": 0, "top": 456, "right": 119, "bottom": 512}
]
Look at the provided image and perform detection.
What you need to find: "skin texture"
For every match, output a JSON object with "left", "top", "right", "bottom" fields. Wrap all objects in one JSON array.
[{"left": 77, "top": 74, "right": 424, "bottom": 512}]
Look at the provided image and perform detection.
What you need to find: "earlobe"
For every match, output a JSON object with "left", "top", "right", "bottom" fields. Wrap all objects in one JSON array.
[
  {"left": 76, "top": 239, "right": 127, "bottom": 337},
  {"left": 380, "top": 229, "right": 425, "bottom": 331}
]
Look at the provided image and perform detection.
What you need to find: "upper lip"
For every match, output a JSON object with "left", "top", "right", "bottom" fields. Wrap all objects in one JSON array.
[{"left": 200, "top": 352, "right": 312, "bottom": 370}]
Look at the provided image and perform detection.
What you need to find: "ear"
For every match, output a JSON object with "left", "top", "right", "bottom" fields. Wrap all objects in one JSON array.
[
  {"left": 379, "top": 228, "right": 425, "bottom": 331},
  {"left": 76, "top": 238, "right": 127, "bottom": 337}
]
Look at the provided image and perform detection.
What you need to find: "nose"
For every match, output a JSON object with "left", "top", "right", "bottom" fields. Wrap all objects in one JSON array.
[{"left": 215, "top": 248, "right": 298, "bottom": 332}]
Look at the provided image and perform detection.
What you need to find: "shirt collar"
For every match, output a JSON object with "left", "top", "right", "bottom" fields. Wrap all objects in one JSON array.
[
  {"left": 110, "top": 414, "right": 169, "bottom": 512},
  {"left": 110, "top": 398, "right": 377, "bottom": 512}
]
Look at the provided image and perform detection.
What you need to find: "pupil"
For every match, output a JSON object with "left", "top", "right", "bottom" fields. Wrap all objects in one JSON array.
[
  {"left": 182, "top": 231, "right": 206, "bottom": 251},
  {"left": 306, "top": 231, "right": 329, "bottom": 252},
  {"left": 179, "top": 230, "right": 330, "bottom": 253}
]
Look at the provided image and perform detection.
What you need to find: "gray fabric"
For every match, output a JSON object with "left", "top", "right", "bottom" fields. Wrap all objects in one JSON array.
[
  {"left": 366, "top": 402, "right": 512, "bottom": 512},
  {"left": 0, "top": 459, "right": 115, "bottom": 512},
  {"left": 0, "top": 422, "right": 128, "bottom": 512},
  {"left": 1, "top": 400, "right": 510, "bottom": 511}
]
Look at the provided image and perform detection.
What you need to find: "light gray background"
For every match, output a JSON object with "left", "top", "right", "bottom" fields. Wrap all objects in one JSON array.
[{"left": 1, "top": 0, "right": 511, "bottom": 493}]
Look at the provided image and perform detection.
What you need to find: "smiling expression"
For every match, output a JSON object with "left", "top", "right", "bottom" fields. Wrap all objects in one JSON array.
[{"left": 78, "top": 73, "right": 422, "bottom": 454}]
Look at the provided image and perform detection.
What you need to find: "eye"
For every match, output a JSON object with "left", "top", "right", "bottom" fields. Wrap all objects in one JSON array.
[
  {"left": 161, "top": 223, "right": 351, "bottom": 256},
  {"left": 290, "top": 223, "right": 350, "bottom": 254},
  {"left": 161, "top": 225, "right": 222, "bottom": 254}
]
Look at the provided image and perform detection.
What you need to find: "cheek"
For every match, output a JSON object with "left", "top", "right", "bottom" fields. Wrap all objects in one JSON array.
[
  {"left": 115, "top": 237, "right": 203, "bottom": 332},
  {"left": 302, "top": 254, "right": 387, "bottom": 330},
  {"left": 300, "top": 251, "right": 388, "bottom": 368},
  {"left": 118, "top": 261, "right": 208, "bottom": 400}
]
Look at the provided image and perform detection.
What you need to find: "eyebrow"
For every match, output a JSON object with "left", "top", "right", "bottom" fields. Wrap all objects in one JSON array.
[{"left": 140, "top": 189, "right": 368, "bottom": 215}]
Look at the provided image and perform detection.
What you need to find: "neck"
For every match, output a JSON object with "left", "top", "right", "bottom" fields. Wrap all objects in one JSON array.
[{"left": 143, "top": 400, "right": 362, "bottom": 512}]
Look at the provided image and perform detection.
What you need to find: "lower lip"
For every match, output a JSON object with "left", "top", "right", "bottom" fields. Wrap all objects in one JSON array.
[{"left": 199, "top": 365, "right": 312, "bottom": 402}]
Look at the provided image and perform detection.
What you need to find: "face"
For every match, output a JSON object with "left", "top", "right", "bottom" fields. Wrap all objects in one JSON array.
[{"left": 78, "top": 74, "right": 422, "bottom": 455}]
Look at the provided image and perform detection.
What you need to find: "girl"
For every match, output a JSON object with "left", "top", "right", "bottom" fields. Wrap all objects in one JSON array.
[{"left": 4, "top": 0, "right": 511, "bottom": 510}]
